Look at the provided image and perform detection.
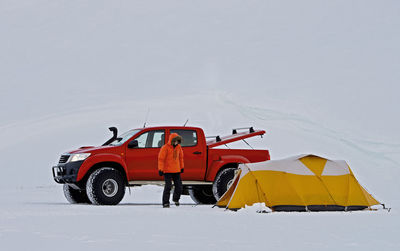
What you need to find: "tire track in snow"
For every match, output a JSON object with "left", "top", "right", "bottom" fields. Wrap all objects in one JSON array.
[{"left": 222, "top": 97, "right": 400, "bottom": 168}]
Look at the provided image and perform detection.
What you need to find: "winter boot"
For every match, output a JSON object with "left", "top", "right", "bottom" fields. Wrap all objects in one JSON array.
[{"left": 163, "top": 203, "right": 170, "bottom": 208}]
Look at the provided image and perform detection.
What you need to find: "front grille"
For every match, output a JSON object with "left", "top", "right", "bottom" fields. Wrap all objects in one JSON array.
[{"left": 59, "top": 155, "right": 70, "bottom": 163}]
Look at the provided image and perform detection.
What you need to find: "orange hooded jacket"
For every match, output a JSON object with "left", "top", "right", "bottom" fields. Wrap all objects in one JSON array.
[{"left": 158, "top": 133, "right": 184, "bottom": 173}]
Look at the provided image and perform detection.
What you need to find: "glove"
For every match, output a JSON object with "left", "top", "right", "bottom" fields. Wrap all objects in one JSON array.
[
  {"left": 181, "top": 169, "right": 184, "bottom": 173},
  {"left": 158, "top": 170, "right": 164, "bottom": 176}
]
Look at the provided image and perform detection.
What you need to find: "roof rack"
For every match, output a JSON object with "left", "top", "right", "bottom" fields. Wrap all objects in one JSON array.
[
  {"left": 232, "top": 127, "right": 255, "bottom": 135},
  {"left": 207, "top": 128, "right": 266, "bottom": 148},
  {"left": 206, "top": 135, "right": 221, "bottom": 142}
]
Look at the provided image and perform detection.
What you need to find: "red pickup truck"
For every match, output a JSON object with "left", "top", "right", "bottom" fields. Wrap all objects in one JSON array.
[{"left": 52, "top": 126, "right": 270, "bottom": 205}]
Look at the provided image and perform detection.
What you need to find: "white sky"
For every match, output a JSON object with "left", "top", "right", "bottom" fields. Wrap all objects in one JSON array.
[{"left": 0, "top": 0, "right": 399, "bottom": 188}]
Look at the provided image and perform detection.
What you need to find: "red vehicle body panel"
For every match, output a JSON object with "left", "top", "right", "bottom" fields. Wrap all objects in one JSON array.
[
  {"left": 205, "top": 149, "right": 270, "bottom": 181},
  {"left": 76, "top": 152, "right": 127, "bottom": 182},
  {"left": 72, "top": 126, "right": 269, "bottom": 184}
]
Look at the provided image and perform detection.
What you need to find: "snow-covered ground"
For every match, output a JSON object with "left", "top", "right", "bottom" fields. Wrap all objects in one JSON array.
[
  {"left": 1, "top": 185, "right": 398, "bottom": 251},
  {"left": 1, "top": 0, "right": 400, "bottom": 250}
]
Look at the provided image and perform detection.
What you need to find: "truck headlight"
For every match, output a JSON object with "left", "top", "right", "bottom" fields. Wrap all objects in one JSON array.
[{"left": 69, "top": 153, "right": 91, "bottom": 162}]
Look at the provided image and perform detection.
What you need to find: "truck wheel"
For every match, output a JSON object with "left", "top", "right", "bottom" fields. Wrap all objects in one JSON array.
[
  {"left": 86, "top": 167, "right": 125, "bottom": 205},
  {"left": 212, "top": 167, "right": 237, "bottom": 200},
  {"left": 63, "top": 184, "right": 91, "bottom": 204},
  {"left": 189, "top": 185, "right": 216, "bottom": 204}
]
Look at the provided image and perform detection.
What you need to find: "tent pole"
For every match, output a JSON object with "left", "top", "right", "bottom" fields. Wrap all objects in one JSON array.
[
  {"left": 315, "top": 175, "right": 339, "bottom": 207},
  {"left": 245, "top": 165, "right": 271, "bottom": 211},
  {"left": 382, "top": 204, "right": 391, "bottom": 212},
  {"left": 282, "top": 172, "right": 307, "bottom": 210}
]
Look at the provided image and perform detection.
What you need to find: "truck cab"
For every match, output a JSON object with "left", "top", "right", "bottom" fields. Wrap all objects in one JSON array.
[{"left": 124, "top": 127, "right": 207, "bottom": 181}]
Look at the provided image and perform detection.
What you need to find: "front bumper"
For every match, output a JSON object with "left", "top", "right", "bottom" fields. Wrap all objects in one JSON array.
[{"left": 52, "top": 160, "right": 84, "bottom": 183}]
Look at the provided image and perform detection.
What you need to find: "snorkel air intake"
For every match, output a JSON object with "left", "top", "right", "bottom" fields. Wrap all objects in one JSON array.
[{"left": 102, "top": 127, "right": 118, "bottom": 146}]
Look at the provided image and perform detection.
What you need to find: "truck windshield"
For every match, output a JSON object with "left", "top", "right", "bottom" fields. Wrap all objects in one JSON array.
[{"left": 109, "top": 129, "right": 141, "bottom": 146}]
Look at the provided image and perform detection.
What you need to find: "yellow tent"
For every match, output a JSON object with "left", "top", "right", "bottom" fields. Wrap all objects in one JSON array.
[{"left": 217, "top": 155, "right": 381, "bottom": 211}]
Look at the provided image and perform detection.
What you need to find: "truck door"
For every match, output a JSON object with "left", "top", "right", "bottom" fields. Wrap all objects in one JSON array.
[
  {"left": 170, "top": 129, "right": 206, "bottom": 180},
  {"left": 126, "top": 130, "right": 165, "bottom": 180}
]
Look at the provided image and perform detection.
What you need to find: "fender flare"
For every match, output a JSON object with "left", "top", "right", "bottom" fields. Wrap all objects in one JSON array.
[
  {"left": 206, "top": 155, "right": 250, "bottom": 181},
  {"left": 76, "top": 153, "right": 128, "bottom": 182}
]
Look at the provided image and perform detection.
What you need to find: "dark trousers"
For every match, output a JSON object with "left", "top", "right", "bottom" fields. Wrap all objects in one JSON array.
[{"left": 162, "top": 173, "right": 183, "bottom": 205}]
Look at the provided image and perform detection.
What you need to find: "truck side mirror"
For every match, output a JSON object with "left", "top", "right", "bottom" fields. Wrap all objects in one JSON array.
[{"left": 128, "top": 140, "right": 139, "bottom": 149}]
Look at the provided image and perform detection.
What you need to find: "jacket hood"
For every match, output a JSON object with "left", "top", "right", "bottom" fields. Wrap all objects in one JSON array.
[{"left": 168, "top": 133, "right": 182, "bottom": 145}]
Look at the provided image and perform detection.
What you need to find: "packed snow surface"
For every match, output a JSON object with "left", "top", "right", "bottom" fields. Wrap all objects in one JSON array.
[
  {"left": 1, "top": 0, "right": 400, "bottom": 250},
  {"left": 0, "top": 186, "right": 398, "bottom": 251}
]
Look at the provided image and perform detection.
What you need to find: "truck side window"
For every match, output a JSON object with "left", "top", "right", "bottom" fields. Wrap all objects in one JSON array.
[
  {"left": 134, "top": 130, "right": 165, "bottom": 148},
  {"left": 152, "top": 131, "right": 165, "bottom": 148},
  {"left": 170, "top": 130, "right": 198, "bottom": 147},
  {"left": 135, "top": 132, "right": 148, "bottom": 148}
]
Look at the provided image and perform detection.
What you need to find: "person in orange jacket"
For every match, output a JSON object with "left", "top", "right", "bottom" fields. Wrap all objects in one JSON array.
[{"left": 158, "top": 133, "right": 184, "bottom": 208}]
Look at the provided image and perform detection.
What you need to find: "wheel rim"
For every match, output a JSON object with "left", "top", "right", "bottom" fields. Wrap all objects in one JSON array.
[
  {"left": 226, "top": 179, "right": 234, "bottom": 191},
  {"left": 102, "top": 179, "right": 118, "bottom": 197}
]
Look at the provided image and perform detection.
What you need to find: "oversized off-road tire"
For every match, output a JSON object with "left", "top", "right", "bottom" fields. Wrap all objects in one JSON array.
[
  {"left": 212, "top": 167, "right": 237, "bottom": 200},
  {"left": 189, "top": 185, "right": 217, "bottom": 204},
  {"left": 63, "top": 184, "right": 91, "bottom": 204},
  {"left": 86, "top": 167, "right": 125, "bottom": 205}
]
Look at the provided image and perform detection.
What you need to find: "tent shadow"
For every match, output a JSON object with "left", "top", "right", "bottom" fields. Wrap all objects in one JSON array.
[{"left": 120, "top": 203, "right": 197, "bottom": 206}]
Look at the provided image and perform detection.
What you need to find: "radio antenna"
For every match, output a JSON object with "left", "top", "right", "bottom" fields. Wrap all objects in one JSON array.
[
  {"left": 143, "top": 108, "right": 150, "bottom": 128},
  {"left": 183, "top": 119, "right": 189, "bottom": 127}
]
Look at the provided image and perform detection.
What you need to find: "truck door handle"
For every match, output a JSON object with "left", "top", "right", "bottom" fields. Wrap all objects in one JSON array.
[{"left": 193, "top": 151, "right": 202, "bottom": 155}]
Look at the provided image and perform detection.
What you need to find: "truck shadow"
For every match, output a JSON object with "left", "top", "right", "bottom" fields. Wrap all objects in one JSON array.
[{"left": 25, "top": 202, "right": 198, "bottom": 206}]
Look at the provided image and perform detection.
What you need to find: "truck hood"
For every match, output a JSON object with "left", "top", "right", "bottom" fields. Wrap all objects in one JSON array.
[{"left": 67, "top": 145, "right": 116, "bottom": 154}]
